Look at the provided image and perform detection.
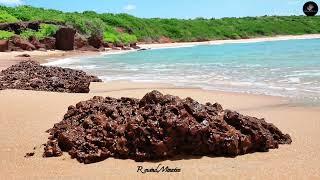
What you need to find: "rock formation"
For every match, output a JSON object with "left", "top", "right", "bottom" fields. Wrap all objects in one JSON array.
[
  {"left": 10, "top": 35, "right": 36, "bottom": 51},
  {"left": 43, "top": 90, "right": 292, "bottom": 164},
  {"left": 29, "top": 36, "right": 46, "bottom": 49},
  {"left": 1, "top": 21, "right": 139, "bottom": 52},
  {"left": 55, "top": 27, "right": 76, "bottom": 51},
  {"left": 0, "top": 21, "right": 65, "bottom": 34},
  {"left": 74, "top": 33, "right": 89, "bottom": 49},
  {"left": 0, "top": 60, "right": 102, "bottom": 93},
  {"left": 88, "top": 35, "right": 104, "bottom": 49},
  {"left": 39, "top": 37, "right": 56, "bottom": 50},
  {"left": 0, "top": 21, "right": 40, "bottom": 34},
  {"left": 0, "top": 40, "right": 8, "bottom": 52}
]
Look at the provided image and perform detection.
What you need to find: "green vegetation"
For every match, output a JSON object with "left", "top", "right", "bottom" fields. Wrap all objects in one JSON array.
[
  {"left": 1, "top": 5, "right": 320, "bottom": 44},
  {"left": 0, "top": 10, "right": 18, "bottom": 23},
  {"left": 20, "top": 24, "right": 58, "bottom": 40},
  {"left": 0, "top": 30, "right": 14, "bottom": 40}
]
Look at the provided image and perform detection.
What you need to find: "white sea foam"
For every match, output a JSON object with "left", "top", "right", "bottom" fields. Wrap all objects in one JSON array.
[{"left": 43, "top": 57, "right": 82, "bottom": 66}]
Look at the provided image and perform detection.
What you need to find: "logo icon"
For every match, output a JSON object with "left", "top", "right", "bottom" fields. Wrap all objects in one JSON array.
[{"left": 303, "top": 1, "right": 318, "bottom": 16}]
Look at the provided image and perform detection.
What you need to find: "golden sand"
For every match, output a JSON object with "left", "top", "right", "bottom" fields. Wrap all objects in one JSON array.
[{"left": 0, "top": 82, "right": 319, "bottom": 179}]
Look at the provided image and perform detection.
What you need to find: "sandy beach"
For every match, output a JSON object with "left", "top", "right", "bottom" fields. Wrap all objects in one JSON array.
[
  {"left": 0, "top": 82, "right": 320, "bottom": 179},
  {"left": 138, "top": 34, "right": 320, "bottom": 49},
  {"left": 1, "top": 34, "right": 320, "bottom": 179}
]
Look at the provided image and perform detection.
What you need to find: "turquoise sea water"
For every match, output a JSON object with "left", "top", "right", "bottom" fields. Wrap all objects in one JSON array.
[{"left": 48, "top": 39, "right": 320, "bottom": 104}]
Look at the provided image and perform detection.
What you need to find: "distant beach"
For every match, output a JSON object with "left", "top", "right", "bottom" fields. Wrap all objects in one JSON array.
[{"left": 138, "top": 34, "right": 320, "bottom": 49}]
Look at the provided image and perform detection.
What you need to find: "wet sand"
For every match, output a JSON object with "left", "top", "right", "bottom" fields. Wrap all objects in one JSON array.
[
  {"left": 0, "top": 82, "right": 319, "bottom": 179},
  {"left": 0, "top": 50, "right": 102, "bottom": 71}
]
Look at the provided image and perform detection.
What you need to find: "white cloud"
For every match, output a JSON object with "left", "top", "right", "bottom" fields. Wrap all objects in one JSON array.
[
  {"left": 123, "top": 4, "right": 136, "bottom": 11},
  {"left": 0, "top": 0, "right": 23, "bottom": 6}
]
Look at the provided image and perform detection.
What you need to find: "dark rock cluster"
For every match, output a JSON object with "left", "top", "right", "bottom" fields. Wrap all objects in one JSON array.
[
  {"left": 0, "top": 60, "right": 102, "bottom": 93},
  {"left": 44, "top": 90, "right": 291, "bottom": 164},
  {"left": 0, "top": 21, "right": 141, "bottom": 52},
  {"left": 0, "top": 21, "right": 41, "bottom": 34}
]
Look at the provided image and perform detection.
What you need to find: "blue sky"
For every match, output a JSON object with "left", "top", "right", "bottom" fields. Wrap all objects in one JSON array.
[{"left": 0, "top": 0, "right": 319, "bottom": 18}]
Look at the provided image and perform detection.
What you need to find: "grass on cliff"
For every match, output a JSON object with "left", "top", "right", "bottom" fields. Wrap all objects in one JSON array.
[
  {"left": 0, "top": 30, "right": 14, "bottom": 40},
  {"left": 20, "top": 24, "right": 58, "bottom": 40},
  {"left": 1, "top": 5, "right": 320, "bottom": 44}
]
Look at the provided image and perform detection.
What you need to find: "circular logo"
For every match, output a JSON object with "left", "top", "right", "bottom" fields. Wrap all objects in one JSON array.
[{"left": 303, "top": 1, "right": 318, "bottom": 16}]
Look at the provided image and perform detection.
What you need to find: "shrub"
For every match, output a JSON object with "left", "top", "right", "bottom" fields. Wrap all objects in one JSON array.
[
  {"left": 20, "top": 24, "right": 58, "bottom": 40},
  {"left": 119, "top": 33, "right": 137, "bottom": 45},
  {"left": 0, "top": 10, "right": 18, "bottom": 23},
  {"left": 103, "top": 32, "right": 120, "bottom": 44},
  {"left": 0, "top": 30, "right": 14, "bottom": 40},
  {"left": 39, "top": 24, "right": 58, "bottom": 38},
  {"left": 20, "top": 29, "right": 37, "bottom": 40}
]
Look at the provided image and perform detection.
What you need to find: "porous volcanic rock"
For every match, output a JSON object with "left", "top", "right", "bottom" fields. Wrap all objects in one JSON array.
[
  {"left": 0, "top": 60, "right": 102, "bottom": 93},
  {"left": 55, "top": 27, "right": 76, "bottom": 51},
  {"left": 43, "top": 90, "right": 292, "bottom": 164}
]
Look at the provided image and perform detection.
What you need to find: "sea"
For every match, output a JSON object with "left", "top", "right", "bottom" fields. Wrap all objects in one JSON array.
[{"left": 45, "top": 38, "right": 320, "bottom": 104}]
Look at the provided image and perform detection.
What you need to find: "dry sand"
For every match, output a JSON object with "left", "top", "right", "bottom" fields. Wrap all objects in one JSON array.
[{"left": 0, "top": 81, "right": 320, "bottom": 180}]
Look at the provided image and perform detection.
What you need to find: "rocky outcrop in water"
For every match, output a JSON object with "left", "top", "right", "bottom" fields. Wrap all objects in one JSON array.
[
  {"left": 0, "top": 60, "right": 101, "bottom": 93},
  {"left": 43, "top": 90, "right": 291, "bottom": 164}
]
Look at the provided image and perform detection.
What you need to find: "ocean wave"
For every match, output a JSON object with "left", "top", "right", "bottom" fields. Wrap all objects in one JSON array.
[{"left": 43, "top": 57, "right": 82, "bottom": 66}]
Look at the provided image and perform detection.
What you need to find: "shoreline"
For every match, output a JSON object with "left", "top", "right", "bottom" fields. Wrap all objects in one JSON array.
[{"left": 138, "top": 34, "right": 320, "bottom": 49}]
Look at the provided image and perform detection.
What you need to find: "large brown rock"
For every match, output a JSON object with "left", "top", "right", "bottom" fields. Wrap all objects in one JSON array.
[
  {"left": 158, "top": 36, "right": 173, "bottom": 43},
  {"left": 0, "top": 60, "right": 102, "bottom": 93},
  {"left": 43, "top": 90, "right": 292, "bottom": 164},
  {"left": 88, "top": 35, "right": 104, "bottom": 49},
  {"left": 55, "top": 27, "right": 76, "bottom": 51},
  {"left": 74, "top": 33, "right": 88, "bottom": 49},
  {"left": 130, "top": 42, "right": 140, "bottom": 49},
  {"left": 0, "top": 40, "right": 8, "bottom": 52},
  {"left": 29, "top": 36, "right": 45, "bottom": 49},
  {"left": 10, "top": 35, "right": 36, "bottom": 51},
  {"left": 40, "top": 37, "right": 56, "bottom": 50}
]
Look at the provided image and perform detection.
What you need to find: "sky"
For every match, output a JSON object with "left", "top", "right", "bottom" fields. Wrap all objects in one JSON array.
[{"left": 0, "top": 0, "right": 319, "bottom": 18}]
